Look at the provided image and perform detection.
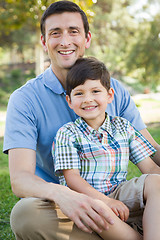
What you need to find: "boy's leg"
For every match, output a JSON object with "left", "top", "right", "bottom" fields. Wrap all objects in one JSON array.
[
  {"left": 108, "top": 174, "right": 148, "bottom": 234},
  {"left": 143, "top": 174, "right": 160, "bottom": 240},
  {"left": 98, "top": 205, "right": 142, "bottom": 240},
  {"left": 10, "top": 198, "right": 101, "bottom": 240}
]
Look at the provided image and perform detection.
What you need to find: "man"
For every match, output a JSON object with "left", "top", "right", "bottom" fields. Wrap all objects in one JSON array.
[{"left": 3, "top": 1, "right": 160, "bottom": 240}]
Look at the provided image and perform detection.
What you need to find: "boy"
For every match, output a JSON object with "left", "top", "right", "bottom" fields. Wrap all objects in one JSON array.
[{"left": 55, "top": 57, "right": 160, "bottom": 240}]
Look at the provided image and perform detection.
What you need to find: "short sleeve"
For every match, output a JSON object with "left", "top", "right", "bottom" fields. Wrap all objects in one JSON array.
[
  {"left": 127, "top": 122, "right": 156, "bottom": 164},
  {"left": 3, "top": 89, "right": 38, "bottom": 153},
  {"left": 108, "top": 78, "right": 146, "bottom": 131},
  {"left": 54, "top": 126, "right": 80, "bottom": 176}
]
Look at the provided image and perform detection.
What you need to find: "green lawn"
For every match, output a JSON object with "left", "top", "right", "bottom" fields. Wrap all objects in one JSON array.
[
  {"left": 0, "top": 138, "right": 18, "bottom": 240},
  {"left": 0, "top": 124, "right": 160, "bottom": 239}
]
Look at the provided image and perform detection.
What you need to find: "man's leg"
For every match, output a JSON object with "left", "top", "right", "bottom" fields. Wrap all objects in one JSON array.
[
  {"left": 10, "top": 198, "right": 102, "bottom": 240},
  {"left": 143, "top": 174, "right": 160, "bottom": 240}
]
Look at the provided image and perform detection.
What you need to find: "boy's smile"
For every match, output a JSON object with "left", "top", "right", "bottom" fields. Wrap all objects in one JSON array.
[{"left": 66, "top": 79, "right": 114, "bottom": 130}]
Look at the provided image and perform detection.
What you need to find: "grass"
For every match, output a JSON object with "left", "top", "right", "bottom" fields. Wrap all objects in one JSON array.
[
  {"left": 127, "top": 123, "right": 160, "bottom": 179},
  {"left": 0, "top": 138, "right": 18, "bottom": 240},
  {"left": 0, "top": 123, "right": 160, "bottom": 239}
]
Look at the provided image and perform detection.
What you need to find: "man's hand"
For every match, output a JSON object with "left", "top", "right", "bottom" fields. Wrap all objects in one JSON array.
[
  {"left": 104, "top": 198, "right": 129, "bottom": 222},
  {"left": 53, "top": 185, "right": 114, "bottom": 234}
]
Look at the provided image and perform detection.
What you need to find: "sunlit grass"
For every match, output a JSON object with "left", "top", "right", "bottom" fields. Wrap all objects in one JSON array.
[{"left": 0, "top": 138, "right": 18, "bottom": 239}]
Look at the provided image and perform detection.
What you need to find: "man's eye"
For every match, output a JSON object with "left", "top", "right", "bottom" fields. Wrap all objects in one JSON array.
[
  {"left": 50, "top": 32, "right": 60, "bottom": 37},
  {"left": 70, "top": 30, "right": 79, "bottom": 34}
]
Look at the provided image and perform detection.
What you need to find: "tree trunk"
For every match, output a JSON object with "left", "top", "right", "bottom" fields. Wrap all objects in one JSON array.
[{"left": 35, "top": 30, "right": 44, "bottom": 76}]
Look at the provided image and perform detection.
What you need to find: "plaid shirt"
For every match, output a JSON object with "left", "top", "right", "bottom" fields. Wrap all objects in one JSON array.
[{"left": 54, "top": 115, "right": 156, "bottom": 195}]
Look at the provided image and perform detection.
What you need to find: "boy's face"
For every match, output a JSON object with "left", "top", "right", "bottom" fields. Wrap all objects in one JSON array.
[
  {"left": 66, "top": 80, "right": 114, "bottom": 129},
  {"left": 41, "top": 12, "right": 91, "bottom": 74}
]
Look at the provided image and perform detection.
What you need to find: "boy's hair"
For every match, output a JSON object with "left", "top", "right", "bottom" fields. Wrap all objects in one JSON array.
[
  {"left": 66, "top": 57, "right": 110, "bottom": 96},
  {"left": 41, "top": 1, "right": 89, "bottom": 40}
]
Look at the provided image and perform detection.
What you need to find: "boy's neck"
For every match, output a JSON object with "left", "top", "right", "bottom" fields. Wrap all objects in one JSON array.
[{"left": 83, "top": 114, "right": 106, "bottom": 131}]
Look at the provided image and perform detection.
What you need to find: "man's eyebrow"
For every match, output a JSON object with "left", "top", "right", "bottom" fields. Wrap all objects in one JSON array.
[
  {"left": 69, "top": 26, "right": 81, "bottom": 30},
  {"left": 48, "top": 27, "right": 61, "bottom": 32},
  {"left": 48, "top": 26, "right": 81, "bottom": 31}
]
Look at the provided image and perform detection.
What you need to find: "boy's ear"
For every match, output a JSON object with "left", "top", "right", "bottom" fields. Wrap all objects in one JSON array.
[
  {"left": 66, "top": 95, "right": 73, "bottom": 109},
  {"left": 107, "top": 88, "right": 114, "bottom": 103}
]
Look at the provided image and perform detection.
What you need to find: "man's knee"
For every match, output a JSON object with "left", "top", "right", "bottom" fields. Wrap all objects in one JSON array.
[{"left": 10, "top": 198, "right": 58, "bottom": 238}]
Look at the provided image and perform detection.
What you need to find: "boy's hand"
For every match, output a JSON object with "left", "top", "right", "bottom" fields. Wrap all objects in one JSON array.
[{"left": 105, "top": 198, "right": 129, "bottom": 222}]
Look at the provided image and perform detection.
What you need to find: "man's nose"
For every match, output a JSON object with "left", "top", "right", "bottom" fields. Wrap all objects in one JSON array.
[{"left": 60, "top": 32, "right": 71, "bottom": 47}]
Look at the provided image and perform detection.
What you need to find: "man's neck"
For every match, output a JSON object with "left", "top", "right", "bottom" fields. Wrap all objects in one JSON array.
[{"left": 51, "top": 65, "right": 68, "bottom": 89}]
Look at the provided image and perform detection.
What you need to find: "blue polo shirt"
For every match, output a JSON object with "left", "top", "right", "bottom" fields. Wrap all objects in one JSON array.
[{"left": 3, "top": 66, "right": 146, "bottom": 183}]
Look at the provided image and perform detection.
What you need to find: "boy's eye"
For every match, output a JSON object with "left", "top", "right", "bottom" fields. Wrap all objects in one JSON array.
[
  {"left": 93, "top": 90, "right": 100, "bottom": 93},
  {"left": 74, "top": 92, "right": 82, "bottom": 96}
]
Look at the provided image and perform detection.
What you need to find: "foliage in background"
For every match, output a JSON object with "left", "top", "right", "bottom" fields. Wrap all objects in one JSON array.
[
  {"left": 0, "top": 67, "right": 35, "bottom": 106},
  {"left": 88, "top": 0, "right": 160, "bottom": 89},
  {"left": 126, "top": 13, "right": 160, "bottom": 90},
  {"left": 0, "top": 0, "right": 160, "bottom": 91},
  {"left": 0, "top": 0, "right": 94, "bottom": 53}
]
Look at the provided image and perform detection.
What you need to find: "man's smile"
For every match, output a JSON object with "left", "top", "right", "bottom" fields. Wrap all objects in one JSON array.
[{"left": 58, "top": 50, "right": 74, "bottom": 55}]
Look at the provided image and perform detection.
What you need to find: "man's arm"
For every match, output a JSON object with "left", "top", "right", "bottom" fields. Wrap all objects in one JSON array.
[
  {"left": 110, "top": 79, "right": 160, "bottom": 166},
  {"left": 9, "top": 148, "right": 114, "bottom": 233},
  {"left": 63, "top": 169, "right": 129, "bottom": 222},
  {"left": 140, "top": 128, "right": 160, "bottom": 166}
]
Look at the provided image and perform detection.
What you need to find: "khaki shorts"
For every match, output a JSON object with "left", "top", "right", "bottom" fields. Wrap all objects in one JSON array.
[{"left": 108, "top": 174, "right": 148, "bottom": 234}]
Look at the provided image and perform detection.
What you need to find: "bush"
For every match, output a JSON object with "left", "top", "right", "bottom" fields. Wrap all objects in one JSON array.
[{"left": 0, "top": 68, "right": 35, "bottom": 107}]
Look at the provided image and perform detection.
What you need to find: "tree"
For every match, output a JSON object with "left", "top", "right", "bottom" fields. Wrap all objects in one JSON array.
[
  {"left": 88, "top": 0, "right": 138, "bottom": 76},
  {"left": 88, "top": 0, "right": 160, "bottom": 89},
  {"left": 0, "top": 0, "right": 95, "bottom": 74},
  {"left": 126, "top": 13, "right": 160, "bottom": 89}
]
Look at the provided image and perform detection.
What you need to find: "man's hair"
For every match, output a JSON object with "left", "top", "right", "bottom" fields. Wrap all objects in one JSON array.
[
  {"left": 66, "top": 57, "right": 110, "bottom": 96},
  {"left": 41, "top": 1, "right": 89, "bottom": 40}
]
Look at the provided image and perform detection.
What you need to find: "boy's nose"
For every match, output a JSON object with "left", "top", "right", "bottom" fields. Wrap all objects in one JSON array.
[{"left": 83, "top": 94, "right": 93, "bottom": 103}]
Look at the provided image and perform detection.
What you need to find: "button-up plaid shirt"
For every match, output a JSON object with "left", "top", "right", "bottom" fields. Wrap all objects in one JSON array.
[{"left": 54, "top": 115, "right": 155, "bottom": 195}]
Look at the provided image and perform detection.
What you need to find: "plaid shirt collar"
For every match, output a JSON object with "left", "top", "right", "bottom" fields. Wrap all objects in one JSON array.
[{"left": 74, "top": 114, "right": 114, "bottom": 141}]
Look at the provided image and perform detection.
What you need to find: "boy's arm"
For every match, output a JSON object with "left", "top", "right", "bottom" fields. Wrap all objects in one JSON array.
[
  {"left": 140, "top": 128, "right": 160, "bottom": 166},
  {"left": 137, "top": 156, "right": 160, "bottom": 174},
  {"left": 63, "top": 169, "right": 129, "bottom": 222}
]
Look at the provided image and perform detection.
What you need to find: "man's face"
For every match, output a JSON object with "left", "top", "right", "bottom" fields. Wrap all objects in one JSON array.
[{"left": 42, "top": 12, "right": 91, "bottom": 73}]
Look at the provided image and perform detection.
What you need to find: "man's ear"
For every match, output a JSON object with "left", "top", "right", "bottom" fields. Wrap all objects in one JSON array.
[
  {"left": 41, "top": 35, "right": 48, "bottom": 52},
  {"left": 85, "top": 31, "right": 91, "bottom": 49},
  {"left": 66, "top": 95, "right": 73, "bottom": 109},
  {"left": 107, "top": 88, "right": 114, "bottom": 103}
]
